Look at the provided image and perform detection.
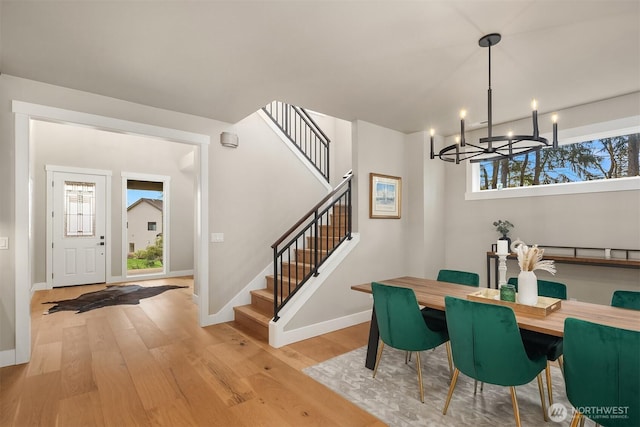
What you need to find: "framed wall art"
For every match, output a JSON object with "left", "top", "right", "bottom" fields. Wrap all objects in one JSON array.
[{"left": 369, "top": 173, "right": 401, "bottom": 219}]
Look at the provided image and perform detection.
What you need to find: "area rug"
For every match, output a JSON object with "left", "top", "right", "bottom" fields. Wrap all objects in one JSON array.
[
  {"left": 43, "top": 284, "right": 188, "bottom": 314},
  {"left": 303, "top": 345, "right": 572, "bottom": 427}
]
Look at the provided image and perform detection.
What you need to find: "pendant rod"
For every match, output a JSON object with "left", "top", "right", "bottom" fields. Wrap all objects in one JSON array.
[{"left": 487, "top": 42, "right": 493, "bottom": 144}]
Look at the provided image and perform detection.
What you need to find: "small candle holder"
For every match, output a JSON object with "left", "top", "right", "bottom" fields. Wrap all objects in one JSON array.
[{"left": 500, "top": 284, "right": 516, "bottom": 302}]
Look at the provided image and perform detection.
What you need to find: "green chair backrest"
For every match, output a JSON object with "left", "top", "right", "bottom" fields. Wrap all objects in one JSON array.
[
  {"left": 437, "top": 269, "right": 479, "bottom": 287},
  {"left": 507, "top": 277, "right": 567, "bottom": 300},
  {"left": 611, "top": 290, "right": 640, "bottom": 310},
  {"left": 371, "top": 282, "right": 448, "bottom": 352},
  {"left": 444, "top": 296, "right": 546, "bottom": 386},
  {"left": 564, "top": 318, "right": 640, "bottom": 427}
]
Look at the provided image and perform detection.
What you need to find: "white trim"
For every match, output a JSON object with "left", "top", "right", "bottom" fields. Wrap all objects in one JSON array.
[
  {"left": 31, "top": 282, "right": 47, "bottom": 293},
  {"left": 269, "top": 233, "right": 361, "bottom": 348},
  {"left": 197, "top": 143, "right": 209, "bottom": 327},
  {"left": 0, "top": 349, "right": 16, "bottom": 368},
  {"left": 45, "top": 165, "right": 113, "bottom": 176},
  {"left": 466, "top": 176, "right": 640, "bottom": 200},
  {"left": 258, "top": 109, "right": 332, "bottom": 192},
  {"left": 121, "top": 172, "right": 171, "bottom": 279},
  {"left": 201, "top": 264, "right": 273, "bottom": 325},
  {"left": 11, "top": 100, "right": 210, "bottom": 366},
  {"left": 126, "top": 269, "right": 194, "bottom": 282},
  {"left": 45, "top": 166, "right": 113, "bottom": 288},
  {"left": 270, "top": 310, "right": 372, "bottom": 349},
  {"left": 14, "top": 112, "right": 31, "bottom": 365},
  {"left": 12, "top": 101, "right": 209, "bottom": 146}
]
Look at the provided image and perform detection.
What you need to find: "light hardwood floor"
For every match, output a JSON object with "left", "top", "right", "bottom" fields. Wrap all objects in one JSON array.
[{"left": 0, "top": 277, "right": 384, "bottom": 426}]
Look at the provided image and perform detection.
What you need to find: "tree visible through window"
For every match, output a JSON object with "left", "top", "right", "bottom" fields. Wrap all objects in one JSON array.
[{"left": 479, "top": 133, "right": 640, "bottom": 190}]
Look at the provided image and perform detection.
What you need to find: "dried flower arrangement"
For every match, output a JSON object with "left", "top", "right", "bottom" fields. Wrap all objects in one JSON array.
[{"left": 512, "top": 239, "right": 556, "bottom": 274}]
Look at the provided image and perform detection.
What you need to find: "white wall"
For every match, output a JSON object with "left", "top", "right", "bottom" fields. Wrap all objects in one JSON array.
[
  {"left": 442, "top": 93, "right": 640, "bottom": 304},
  {"left": 285, "top": 120, "right": 413, "bottom": 329},
  {"left": 0, "top": 74, "right": 328, "bottom": 355},
  {"left": 2, "top": 72, "right": 638, "bottom": 358},
  {"left": 31, "top": 120, "right": 195, "bottom": 281},
  {"left": 208, "top": 112, "right": 328, "bottom": 313}
]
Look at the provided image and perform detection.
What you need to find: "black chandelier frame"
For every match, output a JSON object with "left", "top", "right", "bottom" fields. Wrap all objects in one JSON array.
[{"left": 431, "top": 33, "right": 558, "bottom": 164}]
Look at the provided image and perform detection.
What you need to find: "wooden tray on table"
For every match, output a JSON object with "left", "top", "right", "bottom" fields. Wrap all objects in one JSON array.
[{"left": 467, "top": 288, "right": 562, "bottom": 317}]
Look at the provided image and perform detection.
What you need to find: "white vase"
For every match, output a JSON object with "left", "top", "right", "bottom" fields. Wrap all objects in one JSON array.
[{"left": 517, "top": 270, "right": 538, "bottom": 306}]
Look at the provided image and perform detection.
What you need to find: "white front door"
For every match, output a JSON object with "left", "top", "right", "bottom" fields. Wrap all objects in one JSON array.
[{"left": 52, "top": 172, "right": 107, "bottom": 287}]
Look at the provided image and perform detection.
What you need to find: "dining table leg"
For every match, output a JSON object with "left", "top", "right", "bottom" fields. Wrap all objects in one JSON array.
[{"left": 365, "top": 306, "right": 380, "bottom": 370}]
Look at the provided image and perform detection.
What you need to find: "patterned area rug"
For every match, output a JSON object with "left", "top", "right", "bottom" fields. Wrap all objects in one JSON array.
[
  {"left": 43, "top": 284, "right": 188, "bottom": 314},
  {"left": 303, "top": 345, "right": 572, "bottom": 426}
]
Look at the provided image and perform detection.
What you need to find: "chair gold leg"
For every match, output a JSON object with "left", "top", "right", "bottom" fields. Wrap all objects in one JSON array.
[
  {"left": 537, "top": 373, "right": 548, "bottom": 422},
  {"left": 510, "top": 386, "right": 522, "bottom": 427},
  {"left": 570, "top": 411, "right": 583, "bottom": 427},
  {"left": 416, "top": 351, "right": 425, "bottom": 403},
  {"left": 545, "top": 362, "right": 553, "bottom": 406},
  {"left": 445, "top": 341, "right": 453, "bottom": 379},
  {"left": 443, "top": 368, "right": 460, "bottom": 415},
  {"left": 558, "top": 355, "right": 565, "bottom": 379},
  {"left": 373, "top": 340, "right": 384, "bottom": 378}
]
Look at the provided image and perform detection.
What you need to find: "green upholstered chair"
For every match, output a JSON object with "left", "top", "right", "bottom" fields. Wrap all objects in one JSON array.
[
  {"left": 508, "top": 276, "right": 567, "bottom": 405},
  {"left": 563, "top": 318, "right": 640, "bottom": 427},
  {"left": 442, "top": 296, "right": 548, "bottom": 426},
  {"left": 422, "top": 269, "right": 480, "bottom": 328},
  {"left": 371, "top": 282, "right": 452, "bottom": 403},
  {"left": 438, "top": 269, "right": 480, "bottom": 287},
  {"left": 611, "top": 290, "right": 640, "bottom": 310}
]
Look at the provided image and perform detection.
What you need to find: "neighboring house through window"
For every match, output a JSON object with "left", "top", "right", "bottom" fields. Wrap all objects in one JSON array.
[{"left": 127, "top": 198, "right": 163, "bottom": 252}]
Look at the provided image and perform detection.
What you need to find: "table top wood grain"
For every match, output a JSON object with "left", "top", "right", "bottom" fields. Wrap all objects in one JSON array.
[{"left": 351, "top": 276, "right": 640, "bottom": 337}]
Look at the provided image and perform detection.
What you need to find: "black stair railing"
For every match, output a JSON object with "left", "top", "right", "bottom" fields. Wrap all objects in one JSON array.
[
  {"left": 271, "top": 171, "right": 353, "bottom": 321},
  {"left": 263, "top": 101, "right": 330, "bottom": 182}
]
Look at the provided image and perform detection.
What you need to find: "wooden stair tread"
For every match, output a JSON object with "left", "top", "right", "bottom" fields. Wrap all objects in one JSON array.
[
  {"left": 251, "top": 288, "right": 274, "bottom": 299},
  {"left": 234, "top": 304, "right": 272, "bottom": 323}
]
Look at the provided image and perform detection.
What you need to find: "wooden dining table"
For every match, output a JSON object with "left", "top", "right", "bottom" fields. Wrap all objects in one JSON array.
[{"left": 352, "top": 276, "right": 640, "bottom": 369}]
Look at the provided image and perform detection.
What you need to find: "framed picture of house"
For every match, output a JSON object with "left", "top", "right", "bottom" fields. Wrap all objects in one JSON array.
[{"left": 369, "top": 173, "right": 402, "bottom": 219}]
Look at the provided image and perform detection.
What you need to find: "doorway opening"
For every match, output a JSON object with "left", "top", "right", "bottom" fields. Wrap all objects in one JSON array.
[
  {"left": 125, "top": 178, "right": 167, "bottom": 277},
  {"left": 13, "top": 100, "right": 211, "bottom": 366}
]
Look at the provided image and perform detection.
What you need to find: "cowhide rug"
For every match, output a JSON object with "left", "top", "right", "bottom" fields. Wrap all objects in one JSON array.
[{"left": 43, "top": 284, "right": 188, "bottom": 314}]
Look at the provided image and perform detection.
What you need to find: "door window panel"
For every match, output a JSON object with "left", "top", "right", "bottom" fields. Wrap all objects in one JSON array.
[{"left": 64, "top": 181, "right": 96, "bottom": 237}]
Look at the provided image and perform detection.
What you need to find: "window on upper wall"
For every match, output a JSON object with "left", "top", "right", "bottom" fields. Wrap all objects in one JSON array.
[
  {"left": 478, "top": 132, "right": 640, "bottom": 191},
  {"left": 147, "top": 222, "right": 157, "bottom": 231},
  {"left": 466, "top": 116, "right": 640, "bottom": 200}
]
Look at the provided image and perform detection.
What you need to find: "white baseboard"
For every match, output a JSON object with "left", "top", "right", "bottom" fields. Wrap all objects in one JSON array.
[
  {"left": 0, "top": 349, "right": 16, "bottom": 368},
  {"left": 269, "top": 233, "right": 362, "bottom": 348},
  {"left": 201, "top": 264, "right": 273, "bottom": 326},
  {"left": 122, "top": 269, "right": 194, "bottom": 282},
  {"left": 31, "top": 282, "right": 47, "bottom": 293},
  {"left": 269, "top": 309, "right": 371, "bottom": 348}
]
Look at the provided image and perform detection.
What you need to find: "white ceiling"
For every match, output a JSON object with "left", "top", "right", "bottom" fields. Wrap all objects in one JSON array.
[{"left": 1, "top": 1, "right": 639, "bottom": 136}]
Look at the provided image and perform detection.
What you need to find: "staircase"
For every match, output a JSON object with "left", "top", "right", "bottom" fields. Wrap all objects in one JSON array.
[{"left": 233, "top": 203, "right": 350, "bottom": 341}]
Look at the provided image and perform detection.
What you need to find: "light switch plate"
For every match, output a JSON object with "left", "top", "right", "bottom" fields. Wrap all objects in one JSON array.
[
  {"left": 0, "top": 237, "right": 8, "bottom": 250},
  {"left": 211, "top": 233, "right": 224, "bottom": 243}
]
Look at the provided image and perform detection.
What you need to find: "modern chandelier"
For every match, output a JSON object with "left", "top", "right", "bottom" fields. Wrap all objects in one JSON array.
[{"left": 430, "top": 33, "right": 558, "bottom": 164}]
